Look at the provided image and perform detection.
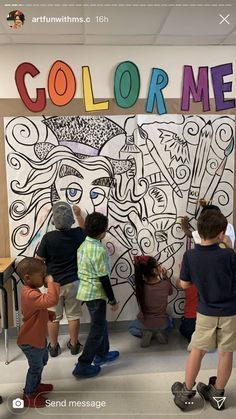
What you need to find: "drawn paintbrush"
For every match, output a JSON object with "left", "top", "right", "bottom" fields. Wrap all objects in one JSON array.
[
  {"left": 186, "top": 121, "right": 213, "bottom": 215},
  {"left": 138, "top": 125, "right": 183, "bottom": 198}
]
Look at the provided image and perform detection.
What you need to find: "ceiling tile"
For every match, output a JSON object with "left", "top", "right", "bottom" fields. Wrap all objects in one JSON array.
[
  {"left": 9, "top": 34, "right": 85, "bottom": 44},
  {"left": 154, "top": 35, "right": 226, "bottom": 45},
  {"left": 0, "top": 0, "right": 235, "bottom": 45},
  {"left": 85, "top": 34, "right": 156, "bottom": 45},
  {"left": 160, "top": 7, "right": 235, "bottom": 36},
  {"left": 83, "top": 5, "right": 169, "bottom": 36}
]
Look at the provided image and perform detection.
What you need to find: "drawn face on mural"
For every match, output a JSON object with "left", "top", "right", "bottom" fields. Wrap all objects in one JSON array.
[{"left": 54, "top": 156, "right": 114, "bottom": 215}]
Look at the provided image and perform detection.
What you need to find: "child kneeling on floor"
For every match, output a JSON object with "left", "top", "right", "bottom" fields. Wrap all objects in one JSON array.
[
  {"left": 129, "top": 256, "right": 173, "bottom": 347},
  {"left": 17, "top": 258, "right": 59, "bottom": 408}
]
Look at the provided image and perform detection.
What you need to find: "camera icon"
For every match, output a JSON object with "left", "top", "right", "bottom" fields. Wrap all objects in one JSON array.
[{"left": 12, "top": 398, "right": 24, "bottom": 409}]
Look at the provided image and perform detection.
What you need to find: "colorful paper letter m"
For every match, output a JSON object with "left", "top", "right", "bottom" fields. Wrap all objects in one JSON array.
[{"left": 181, "top": 65, "right": 210, "bottom": 112}]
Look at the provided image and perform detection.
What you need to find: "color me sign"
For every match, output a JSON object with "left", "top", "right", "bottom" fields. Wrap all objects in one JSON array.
[{"left": 15, "top": 60, "right": 235, "bottom": 114}]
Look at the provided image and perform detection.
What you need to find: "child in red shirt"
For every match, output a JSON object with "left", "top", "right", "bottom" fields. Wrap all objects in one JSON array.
[
  {"left": 176, "top": 279, "right": 198, "bottom": 343},
  {"left": 17, "top": 258, "right": 59, "bottom": 408}
]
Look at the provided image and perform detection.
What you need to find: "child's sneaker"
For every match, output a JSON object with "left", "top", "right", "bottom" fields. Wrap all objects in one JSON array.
[
  {"left": 72, "top": 363, "right": 101, "bottom": 378},
  {"left": 93, "top": 351, "right": 120, "bottom": 366},
  {"left": 140, "top": 331, "right": 153, "bottom": 347},
  {"left": 171, "top": 382, "right": 196, "bottom": 411},
  {"left": 23, "top": 394, "right": 47, "bottom": 408},
  {"left": 67, "top": 340, "right": 83, "bottom": 355},
  {"left": 48, "top": 342, "right": 61, "bottom": 357},
  {"left": 197, "top": 376, "right": 225, "bottom": 410},
  {"left": 35, "top": 383, "right": 54, "bottom": 395}
]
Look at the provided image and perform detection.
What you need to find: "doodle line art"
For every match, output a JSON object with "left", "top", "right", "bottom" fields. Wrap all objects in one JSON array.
[{"left": 4, "top": 114, "right": 235, "bottom": 322}]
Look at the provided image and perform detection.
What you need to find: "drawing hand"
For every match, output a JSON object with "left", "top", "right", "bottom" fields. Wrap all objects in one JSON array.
[
  {"left": 109, "top": 303, "right": 119, "bottom": 312},
  {"left": 72, "top": 205, "right": 81, "bottom": 217},
  {"left": 160, "top": 266, "right": 167, "bottom": 278},
  {"left": 221, "top": 234, "right": 232, "bottom": 249},
  {"left": 198, "top": 198, "right": 208, "bottom": 207},
  {"left": 181, "top": 216, "right": 190, "bottom": 230}
]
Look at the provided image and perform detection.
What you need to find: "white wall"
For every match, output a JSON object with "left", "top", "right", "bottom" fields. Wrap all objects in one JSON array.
[{"left": 0, "top": 45, "right": 236, "bottom": 99}]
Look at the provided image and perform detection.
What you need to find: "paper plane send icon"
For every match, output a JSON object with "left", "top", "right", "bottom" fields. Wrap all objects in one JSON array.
[{"left": 212, "top": 396, "right": 226, "bottom": 409}]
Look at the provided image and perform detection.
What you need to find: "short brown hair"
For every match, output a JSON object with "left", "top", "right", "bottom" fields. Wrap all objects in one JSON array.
[
  {"left": 85, "top": 212, "right": 108, "bottom": 238},
  {"left": 16, "top": 257, "right": 45, "bottom": 280},
  {"left": 197, "top": 210, "right": 227, "bottom": 240}
]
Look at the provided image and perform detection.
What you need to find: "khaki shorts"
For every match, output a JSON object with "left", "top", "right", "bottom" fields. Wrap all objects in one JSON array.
[
  {"left": 190, "top": 312, "right": 236, "bottom": 352},
  {"left": 52, "top": 281, "right": 82, "bottom": 322}
]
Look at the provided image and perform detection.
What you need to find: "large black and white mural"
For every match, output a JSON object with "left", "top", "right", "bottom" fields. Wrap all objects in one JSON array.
[{"left": 4, "top": 114, "right": 235, "bottom": 321}]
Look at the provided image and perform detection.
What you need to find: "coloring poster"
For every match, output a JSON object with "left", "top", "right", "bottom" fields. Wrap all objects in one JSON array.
[{"left": 4, "top": 114, "right": 235, "bottom": 321}]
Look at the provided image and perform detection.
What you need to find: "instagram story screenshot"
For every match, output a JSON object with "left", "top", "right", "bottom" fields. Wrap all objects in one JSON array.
[{"left": 0, "top": 0, "right": 236, "bottom": 418}]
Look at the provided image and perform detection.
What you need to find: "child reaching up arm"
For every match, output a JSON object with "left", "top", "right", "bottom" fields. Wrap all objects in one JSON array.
[
  {"left": 129, "top": 256, "right": 173, "bottom": 347},
  {"left": 72, "top": 212, "right": 119, "bottom": 379},
  {"left": 36, "top": 202, "right": 86, "bottom": 357},
  {"left": 181, "top": 203, "right": 234, "bottom": 248}
]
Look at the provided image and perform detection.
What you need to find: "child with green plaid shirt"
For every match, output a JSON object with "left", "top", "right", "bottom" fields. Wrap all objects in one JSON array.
[{"left": 72, "top": 212, "right": 119, "bottom": 378}]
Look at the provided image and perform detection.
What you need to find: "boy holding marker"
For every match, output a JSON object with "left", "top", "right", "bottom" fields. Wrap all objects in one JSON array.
[
  {"left": 36, "top": 202, "right": 85, "bottom": 357},
  {"left": 73, "top": 212, "right": 119, "bottom": 378}
]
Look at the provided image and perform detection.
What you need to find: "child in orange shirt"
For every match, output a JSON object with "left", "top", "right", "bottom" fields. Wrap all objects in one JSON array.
[{"left": 17, "top": 258, "right": 59, "bottom": 408}]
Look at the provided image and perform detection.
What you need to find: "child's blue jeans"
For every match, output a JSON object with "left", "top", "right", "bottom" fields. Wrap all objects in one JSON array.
[
  {"left": 19, "top": 342, "right": 48, "bottom": 395},
  {"left": 78, "top": 299, "right": 109, "bottom": 366},
  {"left": 129, "top": 318, "right": 173, "bottom": 337}
]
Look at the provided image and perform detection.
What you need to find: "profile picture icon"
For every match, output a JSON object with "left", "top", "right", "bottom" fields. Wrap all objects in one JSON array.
[{"left": 7, "top": 10, "right": 25, "bottom": 30}]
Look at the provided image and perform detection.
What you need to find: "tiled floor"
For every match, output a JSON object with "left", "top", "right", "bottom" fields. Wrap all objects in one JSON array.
[{"left": 0, "top": 328, "right": 235, "bottom": 419}]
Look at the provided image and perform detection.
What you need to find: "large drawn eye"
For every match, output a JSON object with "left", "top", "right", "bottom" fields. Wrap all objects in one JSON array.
[
  {"left": 61, "top": 183, "right": 83, "bottom": 204},
  {"left": 90, "top": 187, "right": 106, "bottom": 206}
]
